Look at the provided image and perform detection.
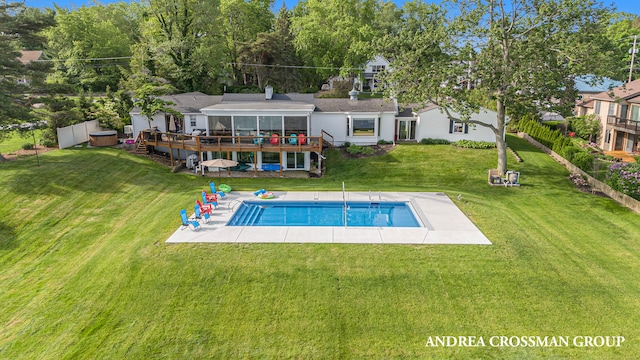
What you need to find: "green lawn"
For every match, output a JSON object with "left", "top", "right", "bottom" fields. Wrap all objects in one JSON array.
[
  {"left": 0, "top": 135, "right": 639, "bottom": 359},
  {"left": 0, "top": 129, "right": 44, "bottom": 154}
]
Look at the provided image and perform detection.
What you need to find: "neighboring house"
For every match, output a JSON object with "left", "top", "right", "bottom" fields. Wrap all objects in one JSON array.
[
  {"left": 130, "top": 87, "right": 499, "bottom": 173},
  {"left": 575, "top": 78, "right": 640, "bottom": 153},
  {"left": 17, "top": 50, "right": 45, "bottom": 85},
  {"left": 574, "top": 75, "right": 624, "bottom": 117},
  {"left": 361, "top": 55, "right": 390, "bottom": 92}
]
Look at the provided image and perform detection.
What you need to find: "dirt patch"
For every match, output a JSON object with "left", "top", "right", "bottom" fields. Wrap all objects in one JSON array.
[{"left": 0, "top": 145, "right": 57, "bottom": 162}]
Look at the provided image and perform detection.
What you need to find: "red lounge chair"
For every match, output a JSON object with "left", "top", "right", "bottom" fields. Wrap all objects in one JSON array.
[
  {"left": 298, "top": 133, "right": 306, "bottom": 145},
  {"left": 196, "top": 200, "right": 214, "bottom": 215},
  {"left": 270, "top": 133, "right": 279, "bottom": 145},
  {"left": 202, "top": 190, "right": 218, "bottom": 203}
]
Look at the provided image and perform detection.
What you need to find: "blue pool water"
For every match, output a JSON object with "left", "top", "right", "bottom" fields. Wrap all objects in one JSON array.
[{"left": 228, "top": 201, "right": 421, "bottom": 227}]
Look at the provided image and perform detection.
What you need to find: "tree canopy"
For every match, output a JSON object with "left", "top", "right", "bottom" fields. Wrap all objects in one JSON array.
[
  {"left": 379, "top": 0, "right": 618, "bottom": 174},
  {"left": 0, "top": 2, "right": 54, "bottom": 136}
]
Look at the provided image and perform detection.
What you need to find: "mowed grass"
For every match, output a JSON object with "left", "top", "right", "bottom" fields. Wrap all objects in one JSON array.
[
  {"left": 0, "top": 135, "right": 639, "bottom": 359},
  {"left": 0, "top": 129, "right": 44, "bottom": 154}
]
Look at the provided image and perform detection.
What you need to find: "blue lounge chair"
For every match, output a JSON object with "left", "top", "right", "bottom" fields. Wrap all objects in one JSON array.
[
  {"left": 209, "top": 181, "right": 226, "bottom": 198},
  {"left": 180, "top": 209, "right": 201, "bottom": 231},
  {"left": 288, "top": 134, "right": 297, "bottom": 145},
  {"left": 194, "top": 204, "right": 211, "bottom": 223}
]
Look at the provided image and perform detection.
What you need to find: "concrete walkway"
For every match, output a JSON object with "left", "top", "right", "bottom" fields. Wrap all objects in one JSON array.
[{"left": 166, "top": 192, "right": 491, "bottom": 245}]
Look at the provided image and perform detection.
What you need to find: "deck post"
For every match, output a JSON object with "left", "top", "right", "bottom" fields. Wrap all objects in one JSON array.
[{"left": 168, "top": 133, "right": 174, "bottom": 166}]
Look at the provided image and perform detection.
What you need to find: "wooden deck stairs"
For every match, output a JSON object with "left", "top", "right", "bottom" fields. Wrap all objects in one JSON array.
[{"left": 133, "top": 133, "right": 147, "bottom": 154}]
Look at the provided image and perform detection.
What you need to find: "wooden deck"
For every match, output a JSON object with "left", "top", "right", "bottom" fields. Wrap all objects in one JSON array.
[
  {"left": 139, "top": 131, "right": 325, "bottom": 174},
  {"left": 604, "top": 151, "right": 637, "bottom": 163}
]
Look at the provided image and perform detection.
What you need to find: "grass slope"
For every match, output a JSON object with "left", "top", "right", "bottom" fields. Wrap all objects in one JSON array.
[{"left": 0, "top": 135, "right": 638, "bottom": 359}]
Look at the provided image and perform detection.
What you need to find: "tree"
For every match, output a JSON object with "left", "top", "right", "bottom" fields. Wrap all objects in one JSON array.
[
  {"left": 237, "top": 4, "right": 303, "bottom": 92},
  {"left": 0, "top": 2, "right": 54, "bottom": 140},
  {"left": 132, "top": 83, "right": 180, "bottom": 130},
  {"left": 43, "top": 3, "right": 139, "bottom": 92},
  {"left": 291, "top": 0, "right": 379, "bottom": 79},
  {"left": 220, "top": 0, "right": 274, "bottom": 86},
  {"left": 605, "top": 14, "right": 640, "bottom": 81},
  {"left": 379, "top": 0, "right": 617, "bottom": 175},
  {"left": 568, "top": 115, "right": 600, "bottom": 142},
  {"left": 138, "top": 0, "right": 226, "bottom": 93}
]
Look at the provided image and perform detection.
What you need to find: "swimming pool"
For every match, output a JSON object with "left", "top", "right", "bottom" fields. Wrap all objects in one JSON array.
[{"left": 227, "top": 201, "right": 421, "bottom": 227}]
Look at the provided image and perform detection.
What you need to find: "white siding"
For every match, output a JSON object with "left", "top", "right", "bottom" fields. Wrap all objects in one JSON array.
[{"left": 414, "top": 108, "right": 499, "bottom": 143}]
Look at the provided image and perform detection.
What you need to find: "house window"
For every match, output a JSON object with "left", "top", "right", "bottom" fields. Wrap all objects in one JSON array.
[
  {"left": 449, "top": 120, "right": 469, "bottom": 134},
  {"left": 372, "top": 65, "right": 385, "bottom": 73},
  {"left": 631, "top": 105, "right": 640, "bottom": 121},
  {"left": 608, "top": 103, "right": 615, "bottom": 116},
  {"left": 595, "top": 101, "right": 601, "bottom": 114},
  {"left": 287, "top": 152, "right": 305, "bottom": 169},
  {"left": 605, "top": 130, "right": 611, "bottom": 143},
  {"left": 284, "top": 116, "right": 307, "bottom": 136},
  {"left": 259, "top": 115, "right": 282, "bottom": 135},
  {"left": 352, "top": 118, "right": 375, "bottom": 136},
  {"left": 190, "top": 115, "right": 197, "bottom": 127}
]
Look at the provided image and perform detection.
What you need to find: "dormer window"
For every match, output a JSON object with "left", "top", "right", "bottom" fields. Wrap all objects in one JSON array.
[{"left": 372, "top": 65, "right": 386, "bottom": 73}]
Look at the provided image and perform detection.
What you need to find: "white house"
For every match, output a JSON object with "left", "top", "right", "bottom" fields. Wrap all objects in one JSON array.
[
  {"left": 361, "top": 55, "right": 391, "bottom": 92},
  {"left": 130, "top": 88, "right": 500, "bottom": 173},
  {"left": 396, "top": 103, "right": 500, "bottom": 143}
]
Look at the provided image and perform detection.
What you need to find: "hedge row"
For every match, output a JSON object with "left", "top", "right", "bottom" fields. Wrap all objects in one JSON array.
[{"left": 517, "top": 118, "right": 594, "bottom": 172}]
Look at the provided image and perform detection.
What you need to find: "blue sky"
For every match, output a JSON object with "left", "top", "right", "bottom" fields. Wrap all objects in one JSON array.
[{"left": 23, "top": 0, "right": 640, "bottom": 15}]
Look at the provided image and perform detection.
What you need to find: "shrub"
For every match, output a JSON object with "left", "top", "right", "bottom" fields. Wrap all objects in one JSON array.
[
  {"left": 561, "top": 146, "right": 580, "bottom": 162},
  {"left": 347, "top": 145, "right": 374, "bottom": 155},
  {"left": 21, "top": 143, "right": 35, "bottom": 150},
  {"left": 377, "top": 140, "right": 393, "bottom": 145},
  {"left": 606, "top": 162, "right": 640, "bottom": 200},
  {"left": 454, "top": 140, "right": 496, "bottom": 149},
  {"left": 572, "top": 152, "right": 594, "bottom": 172},
  {"left": 420, "top": 138, "right": 450, "bottom": 145}
]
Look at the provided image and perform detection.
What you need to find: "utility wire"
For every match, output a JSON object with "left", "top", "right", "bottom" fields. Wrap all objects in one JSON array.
[{"left": 35, "top": 56, "right": 364, "bottom": 71}]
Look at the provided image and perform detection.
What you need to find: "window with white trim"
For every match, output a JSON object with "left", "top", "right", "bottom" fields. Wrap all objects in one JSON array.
[
  {"left": 449, "top": 120, "right": 468, "bottom": 134},
  {"left": 607, "top": 103, "right": 615, "bottom": 116},
  {"left": 352, "top": 118, "right": 375, "bottom": 136},
  {"left": 594, "top": 101, "right": 601, "bottom": 114}
]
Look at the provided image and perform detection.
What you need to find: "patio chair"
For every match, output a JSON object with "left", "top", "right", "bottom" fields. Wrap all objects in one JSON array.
[
  {"left": 194, "top": 204, "right": 211, "bottom": 223},
  {"left": 180, "top": 209, "right": 201, "bottom": 231},
  {"left": 270, "top": 133, "right": 279, "bottom": 145},
  {"left": 202, "top": 190, "right": 218, "bottom": 204},
  {"left": 288, "top": 134, "right": 297, "bottom": 145},
  {"left": 201, "top": 192, "right": 218, "bottom": 208},
  {"left": 298, "top": 133, "right": 306, "bottom": 145},
  {"left": 196, "top": 199, "right": 215, "bottom": 215}
]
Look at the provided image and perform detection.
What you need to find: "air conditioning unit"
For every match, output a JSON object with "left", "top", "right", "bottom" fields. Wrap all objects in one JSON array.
[{"left": 124, "top": 125, "right": 133, "bottom": 137}]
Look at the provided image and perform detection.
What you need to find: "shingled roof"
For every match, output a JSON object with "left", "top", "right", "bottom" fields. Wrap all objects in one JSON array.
[
  {"left": 313, "top": 97, "right": 395, "bottom": 112},
  {"left": 591, "top": 78, "right": 640, "bottom": 102}
]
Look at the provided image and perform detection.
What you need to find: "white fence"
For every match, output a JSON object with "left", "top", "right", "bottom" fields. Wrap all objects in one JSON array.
[{"left": 57, "top": 120, "right": 102, "bottom": 149}]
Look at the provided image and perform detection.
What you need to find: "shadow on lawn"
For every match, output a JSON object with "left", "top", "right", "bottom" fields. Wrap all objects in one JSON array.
[
  {"left": 1, "top": 147, "right": 180, "bottom": 197},
  {"left": 0, "top": 222, "right": 18, "bottom": 251}
]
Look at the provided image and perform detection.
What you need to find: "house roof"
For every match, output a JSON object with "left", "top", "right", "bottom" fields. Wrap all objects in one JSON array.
[
  {"left": 18, "top": 50, "right": 44, "bottom": 64},
  {"left": 130, "top": 92, "right": 222, "bottom": 114},
  {"left": 202, "top": 93, "right": 316, "bottom": 112},
  {"left": 396, "top": 103, "right": 439, "bottom": 117},
  {"left": 132, "top": 91, "right": 396, "bottom": 115},
  {"left": 313, "top": 98, "right": 395, "bottom": 113},
  {"left": 591, "top": 78, "right": 640, "bottom": 102}
]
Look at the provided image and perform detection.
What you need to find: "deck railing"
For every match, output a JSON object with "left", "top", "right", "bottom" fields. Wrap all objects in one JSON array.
[
  {"left": 140, "top": 130, "right": 323, "bottom": 153},
  {"left": 607, "top": 116, "right": 640, "bottom": 134}
]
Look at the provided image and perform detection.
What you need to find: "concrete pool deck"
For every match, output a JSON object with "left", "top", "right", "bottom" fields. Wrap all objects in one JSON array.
[{"left": 166, "top": 191, "right": 491, "bottom": 245}]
